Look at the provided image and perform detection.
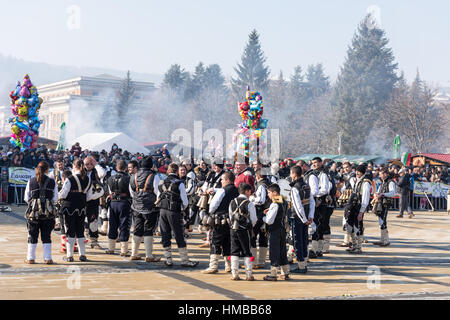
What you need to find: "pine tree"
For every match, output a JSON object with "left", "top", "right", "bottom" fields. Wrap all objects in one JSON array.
[
  {"left": 161, "top": 64, "right": 190, "bottom": 99},
  {"left": 204, "top": 64, "right": 226, "bottom": 91},
  {"left": 231, "top": 29, "right": 270, "bottom": 98},
  {"left": 304, "top": 63, "right": 330, "bottom": 103},
  {"left": 289, "top": 65, "right": 305, "bottom": 104},
  {"left": 185, "top": 62, "right": 206, "bottom": 101},
  {"left": 333, "top": 14, "right": 399, "bottom": 154},
  {"left": 116, "top": 70, "right": 135, "bottom": 131}
]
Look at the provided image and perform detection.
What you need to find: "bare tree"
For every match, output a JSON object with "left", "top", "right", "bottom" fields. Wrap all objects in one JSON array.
[{"left": 383, "top": 73, "right": 449, "bottom": 153}]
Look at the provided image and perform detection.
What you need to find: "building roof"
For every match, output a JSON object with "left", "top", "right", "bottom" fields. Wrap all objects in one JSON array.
[
  {"left": 293, "top": 154, "right": 386, "bottom": 164},
  {"left": 415, "top": 153, "right": 450, "bottom": 165}
]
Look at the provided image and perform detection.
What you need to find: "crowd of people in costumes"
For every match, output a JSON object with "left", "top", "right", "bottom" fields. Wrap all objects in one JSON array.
[{"left": 23, "top": 150, "right": 403, "bottom": 282}]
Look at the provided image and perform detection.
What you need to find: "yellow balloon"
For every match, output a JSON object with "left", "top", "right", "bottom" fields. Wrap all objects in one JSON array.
[
  {"left": 18, "top": 106, "right": 28, "bottom": 116},
  {"left": 12, "top": 125, "right": 19, "bottom": 135}
]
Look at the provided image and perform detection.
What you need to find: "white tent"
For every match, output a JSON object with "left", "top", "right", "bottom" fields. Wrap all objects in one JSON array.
[{"left": 70, "top": 132, "right": 149, "bottom": 154}]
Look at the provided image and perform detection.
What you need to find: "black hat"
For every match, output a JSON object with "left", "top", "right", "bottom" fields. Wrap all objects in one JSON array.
[
  {"left": 356, "top": 164, "right": 366, "bottom": 174},
  {"left": 141, "top": 157, "right": 153, "bottom": 169}
]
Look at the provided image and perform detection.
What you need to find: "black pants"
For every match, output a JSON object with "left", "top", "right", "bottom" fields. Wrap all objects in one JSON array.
[
  {"left": 27, "top": 219, "right": 54, "bottom": 244},
  {"left": 64, "top": 211, "right": 86, "bottom": 239},
  {"left": 346, "top": 204, "right": 364, "bottom": 236},
  {"left": 268, "top": 228, "right": 288, "bottom": 267},
  {"left": 133, "top": 210, "right": 159, "bottom": 237},
  {"left": 291, "top": 218, "right": 308, "bottom": 261},
  {"left": 210, "top": 223, "right": 231, "bottom": 256},
  {"left": 230, "top": 229, "right": 252, "bottom": 257},
  {"left": 378, "top": 206, "right": 388, "bottom": 230},
  {"left": 86, "top": 200, "right": 99, "bottom": 238},
  {"left": 250, "top": 220, "right": 268, "bottom": 248},
  {"left": 159, "top": 208, "right": 186, "bottom": 248},
  {"left": 108, "top": 201, "right": 132, "bottom": 242},
  {"left": 312, "top": 205, "right": 327, "bottom": 241},
  {"left": 399, "top": 192, "right": 412, "bottom": 215},
  {"left": 321, "top": 207, "right": 333, "bottom": 235},
  {"left": 58, "top": 207, "right": 66, "bottom": 235}
]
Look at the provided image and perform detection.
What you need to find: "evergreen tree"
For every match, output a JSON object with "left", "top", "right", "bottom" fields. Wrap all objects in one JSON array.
[
  {"left": 116, "top": 70, "right": 135, "bottom": 131},
  {"left": 204, "top": 64, "right": 226, "bottom": 91},
  {"left": 289, "top": 65, "right": 305, "bottom": 104},
  {"left": 304, "top": 63, "right": 330, "bottom": 102},
  {"left": 268, "top": 71, "right": 288, "bottom": 110},
  {"left": 185, "top": 62, "right": 206, "bottom": 101},
  {"left": 161, "top": 64, "right": 189, "bottom": 99},
  {"left": 333, "top": 14, "right": 399, "bottom": 154},
  {"left": 231, "top": 29, "right": 270, "bottom": 98}
]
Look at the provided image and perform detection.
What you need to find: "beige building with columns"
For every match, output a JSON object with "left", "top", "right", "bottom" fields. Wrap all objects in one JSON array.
[{"left": 36, "top": 74, "right": 156, "bottom": 141}]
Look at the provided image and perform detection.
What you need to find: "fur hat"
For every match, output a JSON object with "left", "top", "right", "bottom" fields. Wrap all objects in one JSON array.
[
  {"left": 141, "top": 157, "right": 154, "bottom": 169},
  {"left": 356, "top": 164, "right": 366, "bottom": 174}
]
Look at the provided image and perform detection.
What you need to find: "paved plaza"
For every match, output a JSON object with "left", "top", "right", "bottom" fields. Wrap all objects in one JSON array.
[{"left": 1, "top": 207, "right": 449, "bottom": 300}]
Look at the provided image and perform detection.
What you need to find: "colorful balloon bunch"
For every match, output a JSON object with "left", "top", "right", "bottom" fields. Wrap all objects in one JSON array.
[
  {"left": 8, "top": 74, "right": 42, "bottom": 149},
  {"left": 232, "top": 86, "right": 269, "bottom": 159}
]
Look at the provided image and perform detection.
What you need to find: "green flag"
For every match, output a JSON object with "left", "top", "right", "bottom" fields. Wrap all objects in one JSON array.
[
  {"left": 56, "top": 122, "right": 66, "bottom": 151},
  {"left": 393, "top": 134, "right": 401, "bottom": 159}
]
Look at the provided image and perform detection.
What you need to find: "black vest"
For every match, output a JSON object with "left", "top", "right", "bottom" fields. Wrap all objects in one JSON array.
[
  {"left": 290, "top": 178, "right": 310, "bottom": 221},
  {"left": 29, "top": 175, "right": 56, "bottom": 201},
  {"left": 206, "top": 170, "right": 224, "bottom": 189},
  {"left": 26, "top": 176, "right": 56, "bottom": 221},
  {"left": 254, "top": 178, "right": 271, "bottom": 213},
  {"left": 158, "top": 174, "right": 183, "bottom": 212},
  {"left": 229, "top": 196, "right": 252, "bottom": 230},
  {"left": 343, "top": 172, "right": 356, "bottom": 189},
  {"left": 63, "top": 174, "right": 89, "bottom": 211},
  {"left": 130, "top": 169, "right": 157, "bottom": 213},
  {"left": 378, "top": 178, "right": 393, "bottom": 207},
  {"left": 108, "top": 172, "right": 131, "bottom": 201},
  {"left": 215, "top": 184, "right": 239, "bottom": 216},
  {"left": 267, "top": 201, "right": 288, "bottom": 233}
]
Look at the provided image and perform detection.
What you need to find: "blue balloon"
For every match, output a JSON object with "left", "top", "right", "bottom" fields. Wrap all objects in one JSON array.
[
  {"left": 28, "top": 106, "right": 38, "bottom": 117},
  {"left": 15, "top": 119, "right": 29, "bottom": 131},
  {"left": 10, "top": 138, "right": 20, "bottom": 147},
  {"left": 260, "top": 119, "right": 268, "bottom": 129},
  {"left": 29, "top": 115, "right": 39, "bottom": 125},
  {"left": 31, "top": 121, "right": 40, "bottom": 133},
  {"left": 23, "top": 135, "right": 32, "bottom": 147},
  {"left": 13, "top": 82, "right": 21, "bottom": 97}
]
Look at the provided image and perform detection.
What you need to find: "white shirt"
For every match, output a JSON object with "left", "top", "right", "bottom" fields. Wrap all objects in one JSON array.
[
  {"left": 228, "top": 194, "right": 257, "bottom": 227},
  {"left": 24, "top": 175, "right": 59, "bottom": 204},
  {"left": 185, "top": 171, "right": 196, "bottom": 196},
  {"left": 378, "top": 180, "right": 396, "bottom": 198},
  {"left": 249, "top": 183, "right": 267, "bottom": 206},
  {"left": 290, "top": 186, "right": 315, "bottom": 223},
  {"left": 263, "top": 202, "right": 279, "bottom": 225},
  {"left": 209, "top": 188, "right": 225, "bottom": 214},
  {"left": 307, "top": 174, "right": 320, "bottom": 197},
  {"left": 178, "top": 182, "right": 189, "bottom": 210},
  {"left": 317, "top": 171, "right": 331, "bottom": 197},
  {"left": 357, "top": 179, "right": 372, "bottom": 214}
]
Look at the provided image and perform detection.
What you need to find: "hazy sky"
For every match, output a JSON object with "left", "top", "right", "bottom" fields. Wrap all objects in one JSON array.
[{"left": 0, "top": 0, "right": 449, "bottom": 86}]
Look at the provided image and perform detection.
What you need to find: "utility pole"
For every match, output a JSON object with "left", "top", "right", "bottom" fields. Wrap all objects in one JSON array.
[{"left": 338, "top": 131, "right": 342, "bottom": 155}]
